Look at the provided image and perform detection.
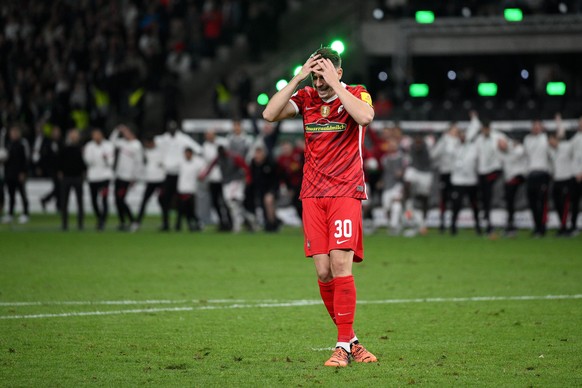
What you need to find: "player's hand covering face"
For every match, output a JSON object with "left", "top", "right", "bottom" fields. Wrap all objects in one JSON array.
[
  {"left": 311, "top": 58, "right": 342, "bottom": 100},
  {"left": 295, "top": 54, "right": 321, "bottom": 82}
]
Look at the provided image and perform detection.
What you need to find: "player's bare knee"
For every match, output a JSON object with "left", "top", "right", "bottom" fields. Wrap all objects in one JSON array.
[{"left": 329, "top": 249, "right": 354, "bottom": 278}]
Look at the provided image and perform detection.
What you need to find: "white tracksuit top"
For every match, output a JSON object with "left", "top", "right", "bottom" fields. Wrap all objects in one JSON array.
[
  {"left": 156, "top": 131, "right": 202, "bottom": 175},
  {"left": 84, "top": 140, "right": 115, "bottom": 182}
]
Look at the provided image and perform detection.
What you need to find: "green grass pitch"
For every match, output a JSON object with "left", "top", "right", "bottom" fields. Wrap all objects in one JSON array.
[{"left": 1, "top": 215, "right": 581, "bottom": 386}]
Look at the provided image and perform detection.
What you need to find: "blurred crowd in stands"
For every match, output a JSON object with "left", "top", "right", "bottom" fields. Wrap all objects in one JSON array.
[{"left": 0, "top": 0, "right": 285, "bottom": 138}]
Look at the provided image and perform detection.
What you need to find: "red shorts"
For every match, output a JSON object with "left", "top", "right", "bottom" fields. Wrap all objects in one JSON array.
[{"left": 302, "top": 197, "right": 364, "bottom": 262}]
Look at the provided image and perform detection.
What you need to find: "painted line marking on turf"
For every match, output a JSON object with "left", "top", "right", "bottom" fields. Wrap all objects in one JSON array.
[
  {"left": 0, "top": 300, "right": 322, "bottom": 320},
  {"left": 1, "top": 294, "right": 581, "bottom": 320},
  {"left": 358, "top": 294, "right": 582, "bottom": 305},
  {"left": 0, "top": 299, "right": 267, "bottom": 307}
]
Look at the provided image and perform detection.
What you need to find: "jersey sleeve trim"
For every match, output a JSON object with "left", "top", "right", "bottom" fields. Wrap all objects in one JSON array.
[{"left": 289, "top": 99, "right": 299, "bottom": 116}]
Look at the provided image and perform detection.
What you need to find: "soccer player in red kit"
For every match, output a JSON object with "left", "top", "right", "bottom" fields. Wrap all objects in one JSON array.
[{"left": 263, "top": 47, "right": 378, "bottom": 367}]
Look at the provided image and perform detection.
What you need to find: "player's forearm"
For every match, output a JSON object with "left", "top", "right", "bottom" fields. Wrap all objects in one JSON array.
[
  {"left": 262, "top": 77, "right": 301, "bottom": 122},
  {"left": 335, "top": 87, "right": 374, "bottom": 127}
]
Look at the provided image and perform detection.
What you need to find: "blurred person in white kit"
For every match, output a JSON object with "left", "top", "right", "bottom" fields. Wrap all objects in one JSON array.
[
  {"left": 523, "top": 120, "right": 552, "bottom": 237},
  {"left": 201, "top": 128, "right": 232, "bottom": 231},
  {"left": 569, "top": 116, "right": 582, "bottom": 235},
  {"left": 549, "top": 114, "right": 576, "bottom": 236},
  {"left": 110, "top": 124, "right": 143, "bottom": 231},
  {"left": 155, "top": 120, "right": 202, "bottom": 231},
  {"left": 379, "top": 138, "right": 406, "bottom": 235},
  {"left": 474, "top": 119, "right": 507, "bottom": 236},
  {"left": 450, "top": 126, "right": 482, "bottom": 236},
  {"left": 84, "top": 128, "right": 114, "bottom": 230},
  {"left": 402, "top": 133, "right": 433, "bottom": 235},
  {"left": 176, "top": 147, "right": 205, "bottom": 231},
  {"left": 430, "top": 122, "right": 460, "bottom": 233},
  {"left": 226, "top": 119, "right": 253, "bottom": 159},
  {"left": 498, "top": 136, "right": 528, "bottom": 237},
  {"left": 136, "top": 134, "right": 165, "bottom": 227}
]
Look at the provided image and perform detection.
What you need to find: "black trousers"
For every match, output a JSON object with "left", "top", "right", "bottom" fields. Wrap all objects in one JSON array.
[
  {"left": 504, "top": 175, "right": 525, "bottom": 231},
  {"left": 290, "top": 184, "right": 303, "bottom": 221},
  {"left": 137, "top": 181, "right": 163, "bottom": 223},
  {"left": 478, "top": 170, "right": 501, "bottom": 233},
  {"left": 552, "top": 178, "right": 575, "bottom": 232},
  {"left": 41, "top": 175, "right": 61, "bottom": 210},
  {"left": 451, "top": 184, "right": 481, "bottom": 235},
  {"left": 208, "top": 181, "right": 231, "bottom": 229},
  {"left": 438, "top": 173, "right": 452, "bottom": 229},
  {"left": 6, "top": 178, "right": 29, "bottom": 216},
  {"left": 89, "top": 180, "right": 110, "bottom": 229},
  {"left": 176, "top": 193, "right": 199, "bottom": 230},
  {"left": 114, "top": 179, "right": 134, "bottom": 225},
  {"left": 61, "top": 176, "right": 84, "bottom": 230},
  {"left": 526, "top": 171, "right": 550, "bottom": 235},
  {"left": 571, "top": 178, "right": 582, "bottom": 231},
  {"left": 159, "top": 174, "right": 178, "bottom": 229},
  {"left": 0, "top": 177, "right": 4, "bottom": 214}
]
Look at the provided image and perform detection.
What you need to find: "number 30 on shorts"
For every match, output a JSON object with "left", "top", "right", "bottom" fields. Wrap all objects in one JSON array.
[{"left": 334, "top": 219, "right": 353, "bottom": 238}]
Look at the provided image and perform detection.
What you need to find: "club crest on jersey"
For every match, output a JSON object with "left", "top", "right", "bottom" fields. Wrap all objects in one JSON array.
[{"left": 321, "top": 105, "right": 331, "bottom": 117}]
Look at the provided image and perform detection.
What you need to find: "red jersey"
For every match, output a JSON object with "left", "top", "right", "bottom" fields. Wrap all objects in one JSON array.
[{"left": 290, "top": 83, "right": 372, "bottom": 199}]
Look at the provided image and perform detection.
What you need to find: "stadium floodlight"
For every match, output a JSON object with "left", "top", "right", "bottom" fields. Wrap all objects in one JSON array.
[
  {"left": 257, "top": 93, "right": 269, "bottom": 106},
  {"left": 409, "top": 83, "right": 429, "bottom": 97},
  {"left": 330, "top": 40, "right": 345, "bottom": 55},
  {"left": 504, "top": 8, "right": 523, "bottom": 22},
  {"left": 373, "top": 8, "right": 384, "bottom": 20},
  {"left": 293, "top": 65, "right": 302, "bottom": 77},
  {"left": 478, "top": 83, "right": 498, "bottom": 97},
  {"left": 415, "top": 10, "right": 435, "bottom": 24},
  {"left": 546, "top": 82, "right": 566, "bottom": 96},
  {"left": 276, "top": 79, "right": 288, "bottom": 91}
]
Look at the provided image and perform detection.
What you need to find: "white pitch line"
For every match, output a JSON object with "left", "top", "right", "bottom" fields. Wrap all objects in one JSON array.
[
  {"left": 0, "top": 294, "right": 581, "bottom": 320},
  {"left": 358, "top": 294, "right": 582, "bottom": 305},
  {"left": 0, "top": 300, "right": 322, "bottom": 320},
  {"left": 0, "top": 299, "right": 268, "bottom": 307}
]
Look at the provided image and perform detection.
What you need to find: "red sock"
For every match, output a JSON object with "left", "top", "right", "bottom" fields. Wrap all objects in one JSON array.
[
  {"left": 318, "top": 278, "right": 336, "bottom": 325},
  {"left": 334, "top": 275, "right": 356, "bottom": 344}
]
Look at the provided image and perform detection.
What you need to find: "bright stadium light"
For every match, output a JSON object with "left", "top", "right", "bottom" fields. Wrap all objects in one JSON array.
[
  {"left": 415, "top": 10, "right": 435, "bottom": 24},
  {"left": 257, "top": 93, "right": 269, "bottom": 106},
  {"left": 409, "top": 83, "right": 429, "bottom": 97},
  {"left": 330, "top": 40, "right": 345, "bottom": 54},
  {"left": 373, "top": 8, "right": 384, "bottom": 20},
  {"left": 504, "top": 8, "right": 523, "bottom": 22},
  {"left": 559, "top": 2, "right": 568, "bottom": 13},
  {"left": 546, "top": 82, "right": 566, "bottom": 96},
  {"left": 293, "top": 65, "right": 302, "bottom": 76},
  {"left": 478, "top": 83, "right": 498, "bottom": 97},
  {"left": 276, "top": 79, "right": 288, "bottom": 91}
]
